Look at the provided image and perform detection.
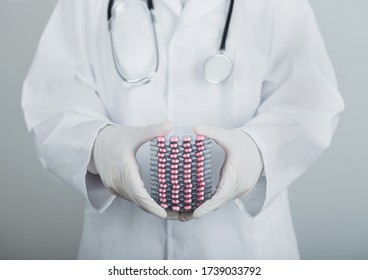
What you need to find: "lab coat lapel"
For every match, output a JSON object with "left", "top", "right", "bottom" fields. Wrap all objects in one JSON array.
[
  {"left": 179, "top": 0, "right": 227, "bottom": 29},
  {"left": 163, "top": 0, "right": 228, "bottom": 31},
  {"left": 161, "top": 0, "right": 182, "bottom": 17}
]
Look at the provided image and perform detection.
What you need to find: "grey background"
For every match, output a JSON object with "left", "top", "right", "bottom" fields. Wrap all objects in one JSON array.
[{"left": 0, "top": 0, "right": 367, "bottom": 259}]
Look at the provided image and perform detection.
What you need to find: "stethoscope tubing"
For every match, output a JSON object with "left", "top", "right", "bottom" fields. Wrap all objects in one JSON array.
[
  {"left": 108, "top": 0, "right": 235, "bottom": 85},
  {"left": 220, "top": 0, "right": 235, "bottom": 51},
  {"left": 108, "top": 0, "right": 159, "bottom": 86}
]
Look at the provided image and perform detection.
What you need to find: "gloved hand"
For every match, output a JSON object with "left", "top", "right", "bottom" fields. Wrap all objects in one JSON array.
[
  {"left": 192, "top": 125, "right": 264, "bottom": 219},
  {"left": 92, "top": 122, "right": 177, "bottom": 219}
]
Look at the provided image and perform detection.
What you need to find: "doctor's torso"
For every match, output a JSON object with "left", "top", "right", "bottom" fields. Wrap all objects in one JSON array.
[
  {"left": 24, "top": 0, "right": 335, "bottom": 259},
  {"left": 89, "top": 0, "right": 270, "bottom": 129}
]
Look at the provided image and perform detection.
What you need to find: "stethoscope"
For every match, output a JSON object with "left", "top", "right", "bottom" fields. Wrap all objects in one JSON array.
[{"left": 108, "top": 0, "right": 235, "bottom": 86}]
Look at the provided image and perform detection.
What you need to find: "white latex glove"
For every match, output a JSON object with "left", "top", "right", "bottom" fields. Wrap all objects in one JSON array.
[
  {"left": 93, "top": 122, "right": 178, "bottom": 219},
  {"left": 192, "top": 125, "right": 264, "bottom": 219}
]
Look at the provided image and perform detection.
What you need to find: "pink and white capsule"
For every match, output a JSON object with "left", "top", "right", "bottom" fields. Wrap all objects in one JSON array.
[
  {"left": 198, "top": 181, "right": 206, "bottom": 187},
  {"left": 196, "top": 166, "right": 204, "bottom": 172},
  {"left": 158, "top": 188, "right": 166, "bottom": 193},
  {"left": 196, "top": 156, "right": 205, "bottom": 162},
  {"left": 169, "top": 143, "right": 178, "bottom": 149},
  {"left": 158, "top": 168, "right": 166, "bottom": 174},
  {"left": 171, "top": 169, "right": 179, "bottom": 175},
  {"left": 183, "top": 142, "right": 191, "bottom": 148},
  {"left": 170, "top": 174, "right": 179, "bottom": 180},
  {"left": 157, "top": 143, "right": 165, "bottom": 148},
  {"left": 183, "top": 153, "right": 191, "bottom": 159},
  {"left": 184, "top": 158, "right": 193, "bottom": 164},
  {"left": 160, "top": 203, "right": 169, "bottom": 209},
  {"left": 197, "top": 191, "right": 205, "bottom": 197},
  {"left": 156, "top": 152, "right": 165, "bottom": 158},
  {"left": 170, "top": 164, "right": 179, "bottom": 169},
  {"left": 172, "top": 189, "right": 180, "bottom": 195},
  {"left": 184, "top": 205, "right": 192, "bottom": 211},
  {"left": 197, "top": 146, "right": 205, "bottom": 151},
  {"left": 196, "top": 135, "right": 206, "bottom": 141},
  {"left": 170, "top": 153, "right": 178, "bottom": 159},
  {"left": 195, "top": 142, "right": 204, "bottom": 147},
  {"left": 158, "top": 158, "right": 166, "bottom": 163},
  {"left": 171, "top": 159, "right": 180, "bottom": 164}
]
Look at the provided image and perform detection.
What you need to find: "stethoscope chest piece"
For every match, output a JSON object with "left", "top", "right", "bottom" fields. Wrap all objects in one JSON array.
[{"left": 204, "top": 53, "right": 233, "bottom": 84}]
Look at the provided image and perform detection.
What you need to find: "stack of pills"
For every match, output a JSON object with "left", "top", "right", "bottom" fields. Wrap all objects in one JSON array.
[{"left": 150, "top": 135, "right": 212, "bottom": 212}]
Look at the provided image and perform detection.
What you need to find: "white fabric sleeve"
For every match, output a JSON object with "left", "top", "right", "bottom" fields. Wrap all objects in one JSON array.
[
  {"left": 238, "top": 0, "right": 345, "bottom": 216},
  {"left": 21, "top": 0, "right": 115, "bottom": 212}
]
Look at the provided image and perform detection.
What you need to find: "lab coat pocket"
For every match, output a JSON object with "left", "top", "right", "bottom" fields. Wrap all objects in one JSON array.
[
  {"left": 232, "top": 176, "right": 267, "bottom": 218},
  {"left": 233, "top": 198, "right": 253, "bottom": 219}
]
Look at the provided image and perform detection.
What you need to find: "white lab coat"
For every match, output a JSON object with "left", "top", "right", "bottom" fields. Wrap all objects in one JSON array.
[{"left": 22, "top": 0, "right": 344, "bottom": 259}]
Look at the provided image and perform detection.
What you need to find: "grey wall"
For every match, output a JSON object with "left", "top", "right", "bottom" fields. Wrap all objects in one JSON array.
[
  {"left": 0, "top": 0, "right": 84, "bottom": 259},
  {"left": 288, "top": 0, "right": 368, "bottom": 259},
  {"left": 0, "top": 0, "right": 367, "bottom": 259}
]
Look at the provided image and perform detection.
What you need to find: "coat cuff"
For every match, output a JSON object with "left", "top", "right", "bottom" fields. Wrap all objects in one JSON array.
[
  {"left": 235, "top": 124, "right": 279, "bottom": 217},
  {"left": 36, "top": 119, "right": 117, "bottom": 213},
  {"left": 84, "top": 122, "right": 116, "bottom": 212}
]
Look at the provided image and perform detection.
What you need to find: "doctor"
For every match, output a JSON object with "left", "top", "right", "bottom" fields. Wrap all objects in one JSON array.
[{"left": 22, "top": 0, "right": 344, "bottom": 259}]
